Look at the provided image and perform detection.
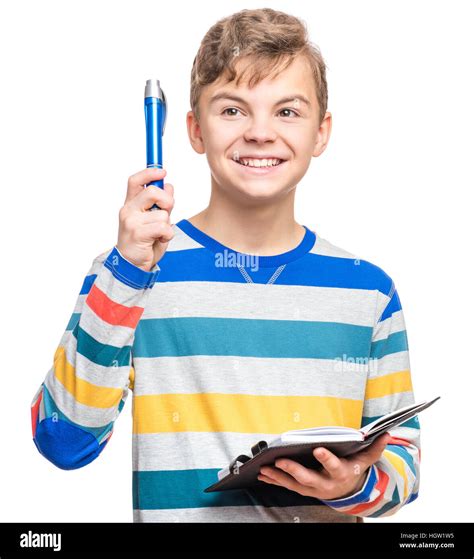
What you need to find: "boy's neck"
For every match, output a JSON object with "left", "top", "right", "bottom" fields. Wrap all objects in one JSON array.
[{"left": 187, "top": 190, "right": 306, "bottom": 257}]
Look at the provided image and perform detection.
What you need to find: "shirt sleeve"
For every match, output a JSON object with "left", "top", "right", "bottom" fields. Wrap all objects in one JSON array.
[
  {"left": 320, "top": 279, "right": 421, "bottom": 517},
  {"left": 30, "top": 246, "right": 160, "bottom": 470}
]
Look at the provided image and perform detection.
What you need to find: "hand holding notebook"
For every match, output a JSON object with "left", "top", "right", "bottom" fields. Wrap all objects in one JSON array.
[{"left": 204, "top": 396, "right": 440, "bottom": 493}]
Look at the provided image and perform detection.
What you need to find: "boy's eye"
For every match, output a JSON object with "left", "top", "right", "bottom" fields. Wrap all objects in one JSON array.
[
  {"left": 279, "top": 108, "right": 299, "bottom": 118},
  {"left": 222, "top": 107, "right": 241, "bottom": 117},
  {"left": 221, "top": 107, "right": 300, "bottom": 118}
]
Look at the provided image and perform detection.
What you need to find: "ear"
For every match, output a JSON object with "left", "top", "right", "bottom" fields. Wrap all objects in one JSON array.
[
  {"left": 186, "top": 110, "right": 206, "bottom": 155},
  {"left": 312, "top": 111, "right": 332, "bottom": 158}
]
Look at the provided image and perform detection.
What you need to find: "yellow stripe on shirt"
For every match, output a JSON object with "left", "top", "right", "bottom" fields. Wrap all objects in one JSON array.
[
  {"left": 132, "top": 392, "right": 363, "bottom": 434},
  {"left": 365, "top": 370, "right": 412, "bottom": 400},
  {"left": 53, "top": 345, "right": 124, "bottom": 409}
]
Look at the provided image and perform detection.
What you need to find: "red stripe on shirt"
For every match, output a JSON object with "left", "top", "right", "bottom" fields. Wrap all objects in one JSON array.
[
  {"left": 344, "top": 466, "right": 390, "bottom": 515},
  {"left": 86, "top": 283, "right": 144, "bottom": 328},
  {"left": 31, "top": 390, "right": 43, "bottom": 438},
  {"left": 386, "top": 435, "right": 412, "bottom": 447}
]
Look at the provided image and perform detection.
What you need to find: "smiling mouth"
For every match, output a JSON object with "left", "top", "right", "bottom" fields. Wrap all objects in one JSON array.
[
  {"left": 231, "top": 158, "right": 288, "bottom": 172},
  {"left": 234, "top": 158, "right": 285, "bottom": 166}
]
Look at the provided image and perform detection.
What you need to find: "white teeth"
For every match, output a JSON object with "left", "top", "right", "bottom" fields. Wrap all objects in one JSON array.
[{"left": 238, "top": 158, "right": 282, "bottom": 167}]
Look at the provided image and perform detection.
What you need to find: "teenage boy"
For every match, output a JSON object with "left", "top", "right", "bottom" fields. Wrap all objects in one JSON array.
[{"left": 31, "top": 8, "right": 420, "bottom": 523}]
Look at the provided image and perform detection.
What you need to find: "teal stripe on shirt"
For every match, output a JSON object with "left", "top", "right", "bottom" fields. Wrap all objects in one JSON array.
[
  {"left": 73, "top": 323, "right": 131, "bottom": 367},
  {"left": 370, "top": 330, "right": 408, "bottom": 359},
  {"left": 361, "top": 415, "right": 420, "bottom": 430},
  {"left": 133, "top": 317, "right": 373, "bottom": 359},
  {"left": 132, "top": 469, "right": 325, "bottom": 510},
  {"left": 386, "top": 445, "right": 417, "bottom": 477},
  {"left": 66, "top": 312, "right": 81, "bottom": 332},
  {"left": 370, "top": 485, "right": 401, "bottom": 517}
]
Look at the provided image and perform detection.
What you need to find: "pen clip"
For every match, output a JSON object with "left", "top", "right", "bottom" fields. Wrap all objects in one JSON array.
[
  {"left": 161, "top": 88, "right": 167, "bottom": 136},
  {"left": 251, "top": 440, "right": 268, "bottom": 457},
  {"left": 227, "top": 440, "right": 268, "bottom": 476},
  {"left": 229, "top": 454, "right": 251, "bottom": 475}
]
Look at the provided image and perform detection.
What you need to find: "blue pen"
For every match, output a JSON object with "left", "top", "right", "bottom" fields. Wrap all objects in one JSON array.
[{"left": 144, "top": 79, "right": 167, "bottom": 210}]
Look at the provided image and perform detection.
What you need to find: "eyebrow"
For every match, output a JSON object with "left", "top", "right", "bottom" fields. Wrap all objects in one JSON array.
[{"left": 209, "top": 91, "right": 311, "bottom": 108}]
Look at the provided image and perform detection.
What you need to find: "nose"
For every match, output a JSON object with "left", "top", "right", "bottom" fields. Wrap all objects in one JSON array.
[{"left": 243, "top": 114, "right": 278, "bottom": 144}]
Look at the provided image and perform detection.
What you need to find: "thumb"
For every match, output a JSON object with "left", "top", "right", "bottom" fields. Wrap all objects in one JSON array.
[
  {"left": 354, "top": 433, "right": 391, "bottom": 468},
  {"left": 370, "top": 432, "right": 391, "bottom": 454},
  {"left": 163, "top": 182, "right": 174, "bottom": 197}
]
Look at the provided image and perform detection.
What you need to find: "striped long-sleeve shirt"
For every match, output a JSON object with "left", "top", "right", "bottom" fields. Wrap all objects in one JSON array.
[{"left": 30, "top": 218, "right": 421, "bottom": 522}]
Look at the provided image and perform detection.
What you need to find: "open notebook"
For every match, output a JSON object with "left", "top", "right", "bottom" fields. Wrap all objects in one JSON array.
[{"left": 204, "top": 396, "right": 440, "bottom": 493}]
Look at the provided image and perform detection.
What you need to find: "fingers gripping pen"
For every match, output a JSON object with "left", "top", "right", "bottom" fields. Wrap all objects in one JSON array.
[{"left": 144, "top": 79, "right": 167, "bottom": 210}]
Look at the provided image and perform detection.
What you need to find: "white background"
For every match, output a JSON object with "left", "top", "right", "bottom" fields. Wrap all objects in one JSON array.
[{"left": 1, "top": 0, "right": 472, "bottom": 523}]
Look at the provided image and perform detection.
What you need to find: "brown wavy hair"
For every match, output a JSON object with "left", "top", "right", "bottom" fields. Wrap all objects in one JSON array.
[{"left": 190, "top": 8, "right": 328, "bottom": 124}]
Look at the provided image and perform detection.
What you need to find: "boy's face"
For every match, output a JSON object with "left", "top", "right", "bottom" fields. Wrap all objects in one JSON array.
[{"left": 187, "top": 54, "right": 331, "bottom": 202}]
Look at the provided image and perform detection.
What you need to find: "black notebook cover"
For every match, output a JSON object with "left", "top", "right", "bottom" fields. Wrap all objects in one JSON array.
[{"left": 204, "top": 396, "right": 440, "bottom": 493}]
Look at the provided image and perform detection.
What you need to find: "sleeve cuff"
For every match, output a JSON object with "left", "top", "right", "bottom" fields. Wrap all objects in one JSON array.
[
  {"left": 103, "top": 246, "right": 160, "bottom": 290},
  {"left": 319, "top": 464, "right": 378, "bottom": 508}
]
